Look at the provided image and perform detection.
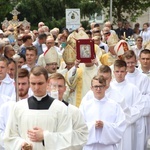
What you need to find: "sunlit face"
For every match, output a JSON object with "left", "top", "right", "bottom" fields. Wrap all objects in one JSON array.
[
  {"left": 113, "top": 66, "right": 127, "bottom": 83},
  {"left": 48, "top": 78, "right": 66, "bottom": 100},
  {"left": 29, "top": 74, "right": 48, "bottom": 97},
  {"left": 139, "top": 53, "right": 150, "bottom": 69},
  {"left": 0, "top": 61, "right": 7, "bottom": 80},
  {"left": 7, "top": 62, "right": 15, "bottom": 79},
  {"left": 45, "top": 63, "right": 58, "bottom": 74},
  {"left": 124, "top": 56, "right": 136, "bottom": 73},
  {"left": 26, "top": 50, "right": 37, "bottom": 65},
  {"left": 97, "top": 72, "right": 112, "bottom": 88},
  {"left": 91, "top": 79, "right": 106, "bottom": 100},
  {"left": 18, "top": 76, "right": 29, "bottom": 98}
]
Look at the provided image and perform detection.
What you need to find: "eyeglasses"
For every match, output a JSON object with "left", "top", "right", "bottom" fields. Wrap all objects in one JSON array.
[{"left": 92, "top": 85, "right": 105, "bottom": 90}]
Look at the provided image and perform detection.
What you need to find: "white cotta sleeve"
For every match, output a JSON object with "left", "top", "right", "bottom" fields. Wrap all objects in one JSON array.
[
  {"left": 99, "top": 105, "right": 126, "bottom": 145},
  {"left": 3, "top": 103, "right": 27, "bottom": 150},
  {"left": 43, "top": 106, "right": 72, "bottom": 150},
  {"left": 69, "top": 105, "right": 88, "bottom": 149}
]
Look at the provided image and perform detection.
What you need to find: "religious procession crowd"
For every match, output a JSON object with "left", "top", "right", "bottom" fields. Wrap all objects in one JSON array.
[{"left": 0, "top": 20, "right": 150, "bottom": 150}]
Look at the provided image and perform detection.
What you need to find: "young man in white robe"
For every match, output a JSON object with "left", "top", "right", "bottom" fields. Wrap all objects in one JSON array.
[
  {"left": 47, "top": 72, "right": 88, "bottom": 150},
  {"left": 79, "top": 75, "right": 126, "bottom": 150},
  {"left": 123, "top": 50, "right": 150, "bottom": 150},
  {"left": 139, "top": 49, "right": 150, "bottom": 148},
  {"left": 3, "top": 66, "right": 72, "bottom": 150},
  {"left": 80, "top": 65, "right": 126, "bottom": 109},
  {"left": 138, "top": 49, "right": 150, "bottom": 77},
  {"left": 0, "top": 68, "right": 31, "bottom": 150},
  {"left": 0, "top": 56, "right": 15, "bottom": 101},
  {"left": 21, "top": 46, "right": 38, "bottom": 72},
  {"left": 111, "top": 59, "right": 148, "bottom": 150}
]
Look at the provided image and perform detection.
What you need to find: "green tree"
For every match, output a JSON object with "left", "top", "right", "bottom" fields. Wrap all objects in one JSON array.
[
  {"left": 98, "top": 0, "right": 150, "bottom": 22},
  {"left": 1, "top": 0, "right": 149, "bottom": 30},
  {"left": 0, "top": 0, "right": 15, "bottom": 26}
]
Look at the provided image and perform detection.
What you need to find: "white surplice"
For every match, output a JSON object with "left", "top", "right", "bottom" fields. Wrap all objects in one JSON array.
[
  {"left": 81, "top": 86, "right": 126, "bottom": 110},
  {"left": 125, "top": 68, "right": 150, "bottom": 150},
  {"left": 111, "top": 79, "right": 144, "bottom": 150},
  {"left": 3, "top": 99, "right": 72, "bottom": 150},
  {"left": 0, "top": 74, "right": 15, "bottom": 98},
  {"left": 79, "top": 96, "right": 126, "bottom": 150},
  {"left": 0, "top": 101, "right": 15, "bottom": 150},
  {"left": 67, "top": 104, "right": 88, "bottom": 149}
]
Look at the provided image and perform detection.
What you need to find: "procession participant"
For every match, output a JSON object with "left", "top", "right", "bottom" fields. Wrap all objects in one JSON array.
[
  {"left": 111, "top": 59, "right": 145, "bottom": 150},
  {"left": 44, "top": 47, "right": 60, "bottom": 76},
  {"left": 100, "top": 33, "right": 119, "bottom": 66},
  {"left": 0, "top": 68, "right": 31, "bottom": 150},
  {"left": 4, "top": 66, "right": 72, "bottom": 150},
  {"left": 79, "top": 75, "right": 126, "bottom": 150},
  {"left": 48, "top": 73, "right": 88, "bottom": 150},
  {"left": 0, "top": 56, "right": 15, "bottom": 99},
  {"left": 37, "top": 36, "right": 61, "bottom": 67},
  {"left": 58, "top": 44, "right": 76, "bottom": 76},
  {"left": 123, "top": 50, "right": 150, "bottom": 150},
  {"left": 66, "top": 58, "right": 98, "bottom": 107},
  {"left": 80, "top": 65, "right": 126, "bottom": 110},
  {"left": 138, "top": 49, "right": 150, "bottom": 77},
  {"left": 18, "top": 53, "right": 26, "bottom": 68},
  {"left": 21, "top": 46, "right": 38, "bottom": 72},
  {"left": 7, "top": 59, "right": 16, "bottom": 79},
  {"left": 131, "top": 36, "right": 144, "bottom": 60}
]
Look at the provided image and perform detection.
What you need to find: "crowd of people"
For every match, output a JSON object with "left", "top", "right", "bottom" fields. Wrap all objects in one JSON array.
[{"left": 0, "top": 20, "right": 150, "bottom": 150}]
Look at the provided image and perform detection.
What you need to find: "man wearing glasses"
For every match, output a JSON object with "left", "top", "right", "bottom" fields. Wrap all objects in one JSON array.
[{"left": 79, "top": 75, "right": 126, "bottom": 150}]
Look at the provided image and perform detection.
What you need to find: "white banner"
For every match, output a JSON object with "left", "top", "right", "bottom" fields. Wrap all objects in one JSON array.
[{"left": 66, "top": 9, "right": 80, "bottom": 31}]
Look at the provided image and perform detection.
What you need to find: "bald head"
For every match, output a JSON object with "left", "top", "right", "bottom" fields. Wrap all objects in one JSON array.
[{"left": 38, "top": 22, "right": 45, "bottom": 28}]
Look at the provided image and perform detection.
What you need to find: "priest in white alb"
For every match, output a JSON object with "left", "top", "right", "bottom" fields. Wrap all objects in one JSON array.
[{"left": 3, "top": 66, "right": 72, "bottom": 150}]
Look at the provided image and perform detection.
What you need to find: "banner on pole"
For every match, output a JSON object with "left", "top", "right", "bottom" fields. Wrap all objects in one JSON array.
[{"left": 66, "top": 9, "right": 80, "bottom": 32}]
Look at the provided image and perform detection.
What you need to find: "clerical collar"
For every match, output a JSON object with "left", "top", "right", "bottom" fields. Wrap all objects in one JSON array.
[{"left": 33, "top": 94, "right": 47, "bottom": 101}]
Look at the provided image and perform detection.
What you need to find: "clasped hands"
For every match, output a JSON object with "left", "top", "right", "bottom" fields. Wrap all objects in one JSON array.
[
  {"left": 95, "top": 120, "right": 103, "bottom": 128},
  {"left": 21, "top": 127, "right": 44, "bottom": 150}
]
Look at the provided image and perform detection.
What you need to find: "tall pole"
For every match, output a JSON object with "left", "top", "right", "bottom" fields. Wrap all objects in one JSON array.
[{"left": 110, "top": 0, "right": 112, "bottom": 22}]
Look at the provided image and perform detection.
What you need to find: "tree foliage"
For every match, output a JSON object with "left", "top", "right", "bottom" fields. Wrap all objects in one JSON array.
[
  {"left": 0, "top": 0, "right": 149, "bottom": 29},
  {"left": 99, "top": 0, "right": 150, "bottom": 22}
]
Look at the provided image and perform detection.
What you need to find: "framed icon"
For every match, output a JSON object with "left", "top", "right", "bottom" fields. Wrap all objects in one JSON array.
[{"left": 76, "top": 39, "right": 95, "bottom": 63}]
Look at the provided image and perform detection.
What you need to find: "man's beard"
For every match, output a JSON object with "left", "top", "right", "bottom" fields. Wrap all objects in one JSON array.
[{"left": 18, "top": 90, "right": 28, "bottom": 98}]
